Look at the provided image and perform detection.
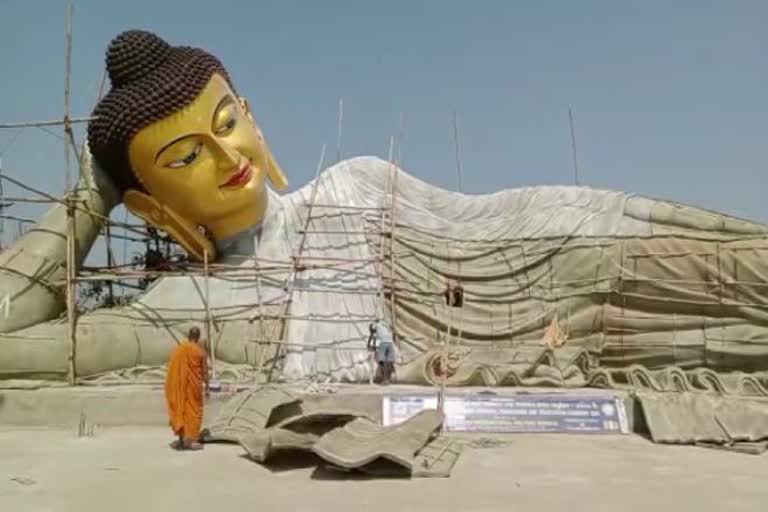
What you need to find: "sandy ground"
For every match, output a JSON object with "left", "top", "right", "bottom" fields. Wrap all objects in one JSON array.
[{"left": 1, "top": 427, "right": 766, "bottom": 512}]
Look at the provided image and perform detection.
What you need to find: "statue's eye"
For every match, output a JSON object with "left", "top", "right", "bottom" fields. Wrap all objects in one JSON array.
[
  {"left": 167, "top": 143, "right": 202, "bottom": 168},
  {"left": 215, "top": 116, "right": 237, "bottom": 136}
]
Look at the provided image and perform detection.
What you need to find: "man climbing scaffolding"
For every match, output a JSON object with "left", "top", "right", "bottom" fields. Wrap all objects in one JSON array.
[
  {"left": 165, "top": 327, "right": 209, "bottom": 450},
  {"left": 444, "top": 280, "right": 464, "bottom": 308},
  {"left": 367, "top": 320, "right": 399, "bottom": 385}
]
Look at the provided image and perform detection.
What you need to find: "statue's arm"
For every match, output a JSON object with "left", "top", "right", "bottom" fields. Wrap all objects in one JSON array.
[{"left": 0, "top": 146, "right": 120, "bottom": 333}]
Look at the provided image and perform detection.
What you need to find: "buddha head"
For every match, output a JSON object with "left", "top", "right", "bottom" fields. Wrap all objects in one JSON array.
[{"left": 87, "top": 30, "right": 288, "bottom": 261}]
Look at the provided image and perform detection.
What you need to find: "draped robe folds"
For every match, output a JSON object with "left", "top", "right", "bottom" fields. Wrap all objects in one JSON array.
[{"left": 164, "top": 341, "right": 207, "bottom": 440}]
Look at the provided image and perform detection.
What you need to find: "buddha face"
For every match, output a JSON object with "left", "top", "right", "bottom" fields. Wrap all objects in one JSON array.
[{"left": 128, "top": 73, "right": 286, "bottom": 240}]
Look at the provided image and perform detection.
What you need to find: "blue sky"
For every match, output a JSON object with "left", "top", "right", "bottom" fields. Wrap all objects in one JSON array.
[{"left": 0, "top": 0, "right": 766, "bottom": 261}]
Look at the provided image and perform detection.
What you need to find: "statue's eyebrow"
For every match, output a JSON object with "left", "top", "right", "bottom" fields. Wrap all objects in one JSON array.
[
  {"left": 155, "top": 135, "right": 197, "bottom": 162},
  {"left": 154, "top": 95, "right": 235, "bottom": 162}
]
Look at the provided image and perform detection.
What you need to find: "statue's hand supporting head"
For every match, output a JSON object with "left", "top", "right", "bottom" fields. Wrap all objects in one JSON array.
[{"left": 87, "top": 30, "right": 288, "bottom": 261}]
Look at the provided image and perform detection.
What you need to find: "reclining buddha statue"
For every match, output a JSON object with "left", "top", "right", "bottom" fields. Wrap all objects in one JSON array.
[{"left": 1, "top": 30, "right": 767, "bottom": 391}]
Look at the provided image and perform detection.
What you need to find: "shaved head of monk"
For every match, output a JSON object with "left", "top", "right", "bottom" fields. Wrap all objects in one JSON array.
[{"left": 165, "top": 326, "right": 209, "bottom": 451}]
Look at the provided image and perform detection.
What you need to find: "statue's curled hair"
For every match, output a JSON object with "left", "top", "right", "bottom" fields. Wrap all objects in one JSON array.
[{"left": 87, "top": 30, "right": 234, "bottom": 192}]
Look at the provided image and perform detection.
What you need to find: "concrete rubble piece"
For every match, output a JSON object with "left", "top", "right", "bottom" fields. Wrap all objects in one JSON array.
[{"left": 200, "top": 385, "right": 462, "bottom": 478}]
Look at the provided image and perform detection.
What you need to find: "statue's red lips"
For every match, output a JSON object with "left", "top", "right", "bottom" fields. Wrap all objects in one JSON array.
[{"left": 221, "top": 164, "right": 252, "bottom": 189}]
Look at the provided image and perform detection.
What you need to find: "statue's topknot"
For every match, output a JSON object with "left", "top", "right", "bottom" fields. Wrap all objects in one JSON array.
[
  {"left": 87, "top": 30, "right": 235, "bottom": 193},
  {"left": 105, "top": 30, "right": 172, "bottom": 87}
]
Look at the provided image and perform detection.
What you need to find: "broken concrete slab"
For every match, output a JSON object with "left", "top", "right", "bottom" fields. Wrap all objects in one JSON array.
[
  {"left": 311, "top": 409, "right": 445, "bottom": 476},
  {"left": 200, "top": 385, "right": 300, "bottom": 443}
]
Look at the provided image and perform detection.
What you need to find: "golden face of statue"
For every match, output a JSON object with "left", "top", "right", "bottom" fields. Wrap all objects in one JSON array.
[{"left": 128, "top": 73, "right": 287, "bottom": 242}]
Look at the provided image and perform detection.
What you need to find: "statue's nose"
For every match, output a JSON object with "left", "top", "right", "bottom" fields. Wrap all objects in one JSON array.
[{"left": 208, "top": 136, "right": 241, "bottom": 170}]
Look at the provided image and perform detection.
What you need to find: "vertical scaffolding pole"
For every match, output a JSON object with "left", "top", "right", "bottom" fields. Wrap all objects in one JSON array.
[
  {"left": 451, "top": 112, "right": 466, "bottom": 349},
  {"left": 64, "top": 3, "right": 77, "bottom": 385},
  {"left": 105, "top": 222, "right": 115, "bottom": 305},
  {"left": 451, "top": 112, "right": 464, "bottom": 193},
  {"left": 438, "top": 112, "right": 467, "bottom": 414},
  {"left": 336, "top": 98, "right": 343, "bottom": 163},
  {"left": 568, "top": 107, "right": 580, "bottom": 186},
  {"left": 253, "top": 248, "right": 266, "bottom": 376},
  {"left": 371, "top": 137, "right": 394, "bottom": 385},
  {"left": 388, "top": 143, "right": 399, "bottom": 332},
  {"left": 203, "top": 249, "right": 215, "bottom": 381},
  {"left": 0, "top": 158, "right": 4, "bottom": 250},
  {"left": 388, "top": 114, "right": 404, "bottom": 335}
]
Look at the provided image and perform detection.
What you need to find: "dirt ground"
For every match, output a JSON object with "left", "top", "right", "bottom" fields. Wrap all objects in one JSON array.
[{"left": 1, "top": 427, "right": 766, "bottom": 512}]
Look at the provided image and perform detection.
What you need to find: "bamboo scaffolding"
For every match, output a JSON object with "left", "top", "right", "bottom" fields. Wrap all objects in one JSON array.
[
  {"left": 321, "top": 132, "right": 363, "bottom": 381},
  {"left": 266, "top": 144, "right": 326, "bottom": 382},
  {"left": 363, "top": 137, "right": 395, "bottom": 384},
  {"left": 0, "top": 172, "right": 152, "bottom": 238}
]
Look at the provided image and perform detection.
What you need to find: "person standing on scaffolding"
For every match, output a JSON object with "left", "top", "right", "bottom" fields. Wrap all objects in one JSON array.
[{"left": 367, "top": 319, "right": 399, "bottom": 384}]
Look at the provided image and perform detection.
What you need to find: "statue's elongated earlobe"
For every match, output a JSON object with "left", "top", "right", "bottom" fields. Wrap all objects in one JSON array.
[
  {"left": 265, "top": 148, "right": 288, "bottom": 191},
  {"left": 123, "top": 189, "right": 217, "bottom": 262},
  {"left": 239, "top": 96, "right": 289, "bottom": 191}
]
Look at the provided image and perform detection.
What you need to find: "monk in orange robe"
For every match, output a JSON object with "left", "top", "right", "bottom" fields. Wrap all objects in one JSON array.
[{"left": 165, "top": 327, "right": 209, "bottom": 450}]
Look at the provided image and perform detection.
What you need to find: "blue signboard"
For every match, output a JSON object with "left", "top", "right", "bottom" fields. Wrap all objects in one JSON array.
[{"left": 383, "top": 393, "right": 629, "bottom": 434}]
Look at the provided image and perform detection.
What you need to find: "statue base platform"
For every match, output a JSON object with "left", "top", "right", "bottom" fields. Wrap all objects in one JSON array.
[{"left": 0, "top": 383, "right": 640, "bottom": 433}]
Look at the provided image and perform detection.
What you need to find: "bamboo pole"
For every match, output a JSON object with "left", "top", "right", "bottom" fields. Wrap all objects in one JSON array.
[
  {"left": 388, "top": 115, "right": 403, "bottom": 335},
  {"left": 291, "top": 255, "right": 381, "bottom": 263},
  {"left": 336, "top": 98, "right": 343, "bottom": 163},
  {"left": 251, "top": 225, "right": 270, "bottom": 375},
  {"left": 0, "top": 116, "right": 94, "bottom": 129},
  {"left": 298, "top": 229, "right": 387, "bottom": 235},
  {"left": 105, "top": 222, "right": 115, "bottom": 304},
  {"left": 0, "top": 160, "right": 5, "bottom": 251},
  {"left": 0, "top": 197, "right": 57, "bottom": 203},
  {"left": 370, "top": 136, "right": 395, "bottom": 385},
  {"left": 450, "top": 109, "right": 464, "bottom": 346},
  {"left": 64, "top": 2, "right": 77, "bottom": 386},
  {"left": 75, "top": 261, "right": 392, "bottom": 280},
  {"left": 253, "top": 254, "right": 267, "bottom": 375},
  {"left": 321, "top": 136, "right": 361, "bottom": 384},
  {"left": 438, "top": 296, "right": 454, "bottom": 413},
  {"left": 438, "top": 112, "right": 466, "bottom": 414},
  {"left": 203, "top": 248, "right": 215, "bottom": 381},
  {"left": 307, "top": 204, "right": 387, "bottom": 211},
  {"left": 568, "top": 107, "right": 580, "bottom": 186},
  {"left": 64, "top": 3, "right": 73, "bottom": 192},
  {"left": 80, "top": 67, "right": 107, "bottom": 158},
  {"left": 451, "top": 112, "right": 464, "bottom": 193}
]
